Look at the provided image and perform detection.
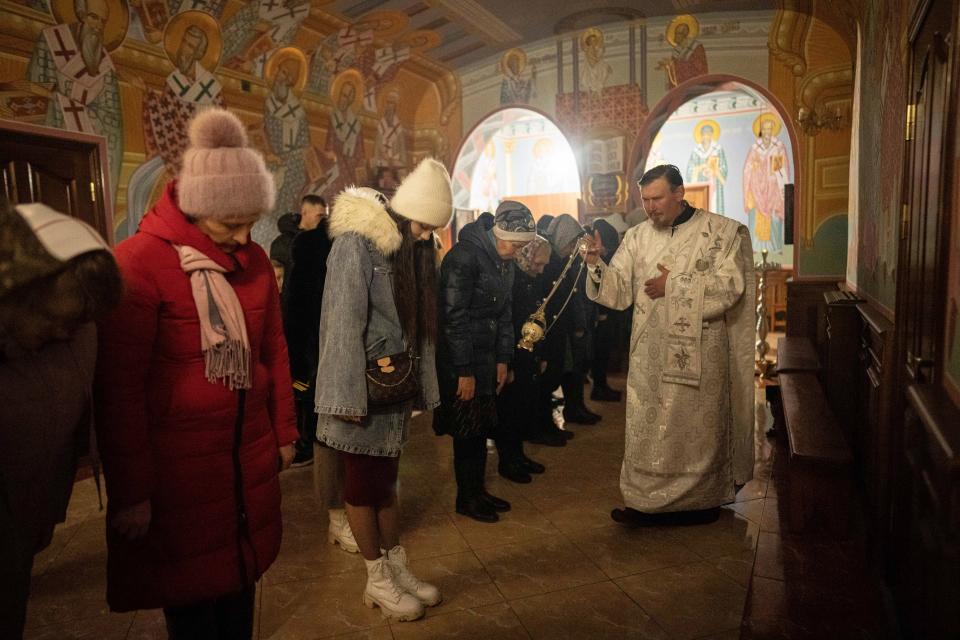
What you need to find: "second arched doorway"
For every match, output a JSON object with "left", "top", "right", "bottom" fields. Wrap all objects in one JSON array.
[
  {"left": 629, "top": 76, "right": 799, "bottom": 268},
  {"left": 452, "top": 107, "right": 581, "bottom": 224}
]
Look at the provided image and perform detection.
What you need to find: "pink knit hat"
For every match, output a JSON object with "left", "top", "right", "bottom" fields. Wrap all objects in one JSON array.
[{"left": 177, "top": 109, "right": 275, "bottom": 219}]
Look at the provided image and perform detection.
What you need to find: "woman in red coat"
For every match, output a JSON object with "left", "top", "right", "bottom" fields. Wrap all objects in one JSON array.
[{"left": 95, "top": 109, "right": 298, "bottom": 639}]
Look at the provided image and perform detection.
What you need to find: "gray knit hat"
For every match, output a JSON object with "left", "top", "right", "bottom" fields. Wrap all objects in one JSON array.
[
  {"left": 493, "top": 200, "right": 536, "bottom": 242},
  {"left": 545, "top": 214, "right": 584, "bottom": 253}
]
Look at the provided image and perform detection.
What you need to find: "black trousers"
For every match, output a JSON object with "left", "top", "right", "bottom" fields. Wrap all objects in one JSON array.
[
  {"left": 163, "top": 584, "right": 256, "bottom": 640},
  {"left": 294, "top": 396, "right": 316, "bottom": 448},
  {"left": 452, "top": 434, "right": 487, "bottom": 500},
  {"left": 494, "top": 353, "right": 541, "bottom": 460},
  {"left": 591, "top": 313, "right": 619, "bottom": 388}
]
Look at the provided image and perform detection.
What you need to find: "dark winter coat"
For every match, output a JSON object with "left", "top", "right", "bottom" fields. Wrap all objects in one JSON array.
[
  {"left": 436, "top": 215, "right": 514, "bottom": 399},
  {"left": 281, "top": 223, "right": 332, "bottom": 390},
  {"left": 0, "top": 323, "right": 96, "bottom": 552},
  {"left": 269, "top": 212, "right": 301, "bottom": 273},
  {"left": 95, "top": 181, "right": 298, "bottom": 612}
]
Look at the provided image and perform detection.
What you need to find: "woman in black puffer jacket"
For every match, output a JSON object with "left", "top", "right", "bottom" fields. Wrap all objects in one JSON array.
[{"left": 435, "top": 202, "right": 537, "bottom": 523}]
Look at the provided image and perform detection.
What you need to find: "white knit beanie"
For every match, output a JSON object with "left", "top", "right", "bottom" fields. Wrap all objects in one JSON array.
[{"left": 389, "top": 158, "right": 453, "bottom": 228}]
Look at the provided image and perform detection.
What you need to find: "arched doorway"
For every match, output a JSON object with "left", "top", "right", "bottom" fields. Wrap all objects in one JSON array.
[
  {"left": 452, "top": 107, "right": 581, "bottom": 224},
  {"left": 628, "top": 75, "right": 799, "bottom": 268}
]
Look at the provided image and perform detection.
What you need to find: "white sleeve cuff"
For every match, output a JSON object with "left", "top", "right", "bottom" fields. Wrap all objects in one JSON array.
[{"left": 587, "top": 261, "right": 605, "bottom": 283}]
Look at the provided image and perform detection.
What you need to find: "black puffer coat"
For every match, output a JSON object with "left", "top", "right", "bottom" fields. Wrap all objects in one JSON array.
[
  {"left": 436, "top": 215, "right": 515, "bottom": 399},
  {"left": 281, "top": 222, "right": 333, "bottom": 391}
]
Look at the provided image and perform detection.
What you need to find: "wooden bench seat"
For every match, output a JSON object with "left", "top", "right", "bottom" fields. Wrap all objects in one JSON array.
[
  {"left": 776, "top": 336, "right": 821, "bottom": 373},
  {"left": 779, "top": 372, "right": 853, "bottom": 536}
]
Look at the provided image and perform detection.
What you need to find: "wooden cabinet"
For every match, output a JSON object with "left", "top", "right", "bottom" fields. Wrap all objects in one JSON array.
[
  {"left": 785, "top": 277, "right": 843, "bottom": 342},
  {"left": 823, "top": 298, "right": 863, "bottom": 430},
  {"left": 855, "top": 304, "right": 895, "bottom": 561}
]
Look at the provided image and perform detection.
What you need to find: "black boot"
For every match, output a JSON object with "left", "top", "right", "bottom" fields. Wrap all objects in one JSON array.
[
  {"left": 454, "top": 448, "right": 498, "bottom": 523},
  {"left": 590, "top": 384, "right": 622, "bottom": 402},
  {"left": 527, "top": 425, "right": 569, "bottom": 446},
  {"left": 498, "top": 458, "right": 532, "bottom": 483},
  {"left": 477, "top": 448, "right": 511, "bottom": 512},
  {"left": 563, "top": 406, "right": 600, "bottom": 425},
  {"left": 519, "top": 454, "right": 545, "bottom": 474},
  {"left": 573, "top": 376, "right": 602, "bottom": 421},
  {"left": 480, "top": 490, "right": 512, "bottom": 512}
]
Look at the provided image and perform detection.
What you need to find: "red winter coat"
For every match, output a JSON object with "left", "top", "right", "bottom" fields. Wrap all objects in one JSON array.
[{"left": 94, "top": 182, "right": 298, "bottom": 611}]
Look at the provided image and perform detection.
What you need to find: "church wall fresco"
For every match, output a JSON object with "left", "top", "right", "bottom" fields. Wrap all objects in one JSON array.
[
  {"left": 640, "top": 85, "right": 795, "bottom": 267},
  {"left": 457, "top": 9, "right": 858, "bottom": 274},
  {"left": 853, "top": 0, "right": 911, "bottom": 312},
  {"left": 0, "top": 0, "right": 461, "bottom": 247}
]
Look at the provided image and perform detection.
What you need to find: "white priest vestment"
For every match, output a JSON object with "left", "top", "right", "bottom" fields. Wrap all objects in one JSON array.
[{"left": 586, "top": 208, "right": 756, "bottom": 512}]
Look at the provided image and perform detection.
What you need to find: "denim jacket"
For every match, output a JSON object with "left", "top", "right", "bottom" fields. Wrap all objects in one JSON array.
[{"left": 314, "top": 187, "right": 439, "bottom": 457}]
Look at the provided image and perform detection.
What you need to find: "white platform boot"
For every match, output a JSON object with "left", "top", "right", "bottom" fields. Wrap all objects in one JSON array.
[
  {"left": 385, "top": 545, "right": 442, "bottom": 606},
  {"left": 362, "top": 556, "right": 425, "bottom": 621},
  {"left": 327, "top": 509, "right": 359, "bottom": 553}
]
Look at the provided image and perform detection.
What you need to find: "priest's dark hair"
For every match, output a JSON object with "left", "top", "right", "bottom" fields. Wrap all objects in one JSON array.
[
  {"left": 638, "top": 164, "right": 684, "bottom": 190},
  {"left": 301, "top": 193, "right": 326, "bottom": 207}
]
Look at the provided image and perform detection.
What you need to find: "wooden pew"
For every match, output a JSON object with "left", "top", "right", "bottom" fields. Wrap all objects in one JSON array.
[
  {"left": 776, "top": 336, "right": 821, "bottom": 374},
  {"left": 778, "top": 372, "right": 854, "bottom": 536}
]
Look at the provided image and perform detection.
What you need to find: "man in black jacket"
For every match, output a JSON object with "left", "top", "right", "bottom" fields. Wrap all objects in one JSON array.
[
  {"left": 281, "top": 193, "right": 329, "bottom": 467},
  {"left": 270, "top": 194, "right": 328, "bottom": 282}
]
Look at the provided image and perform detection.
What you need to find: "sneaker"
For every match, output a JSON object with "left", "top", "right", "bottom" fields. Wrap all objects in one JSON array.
[
  {"left": 363, "top": 556, "right": 425, "bottom": 621},
  {"left": 386, "top": 545, "right": 442, "bottom": 606},
  {"left": 328, "top": 509, "right": 359, "bottom": 553}
]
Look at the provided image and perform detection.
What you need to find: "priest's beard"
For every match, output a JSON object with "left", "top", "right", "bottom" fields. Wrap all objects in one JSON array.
[{"left": 79, "top": 25, "right": 103, "bottom": 76}]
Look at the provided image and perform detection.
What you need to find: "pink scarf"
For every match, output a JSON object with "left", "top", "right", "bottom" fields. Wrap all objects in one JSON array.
[{"left": 174, "top": 244, "right": 251, "bottom": 390}]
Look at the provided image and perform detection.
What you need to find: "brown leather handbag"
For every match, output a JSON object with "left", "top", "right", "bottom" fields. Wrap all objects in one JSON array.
[{"left": 365, "top": 350, "right": 420, "bottom": 407}]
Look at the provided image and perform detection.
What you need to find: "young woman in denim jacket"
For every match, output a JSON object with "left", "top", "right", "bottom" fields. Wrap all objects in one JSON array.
[{"left": 314, "top": 159, "right": 452, "bottom": 622}]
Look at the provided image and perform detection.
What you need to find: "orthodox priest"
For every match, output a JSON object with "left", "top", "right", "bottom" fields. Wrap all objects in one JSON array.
[{"left": 583, "top": 164, "right": 755, "bottom": 526}]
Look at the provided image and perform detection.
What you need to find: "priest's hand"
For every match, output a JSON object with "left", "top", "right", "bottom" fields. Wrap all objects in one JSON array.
[
  {"left": 496, "top": 363, "right": 509, "bottom": 394},
  {"left": 644, "top": 264, "right": 669, "bottom": 299},
  {"left": 457, "top": 376, "right": 476, "bottom": 402},
  {"left": 581, "top": 230, "right": 604, "bottom": 265},
  {"left": 111, "top": 500, "right": 151, "bottom": 541}
]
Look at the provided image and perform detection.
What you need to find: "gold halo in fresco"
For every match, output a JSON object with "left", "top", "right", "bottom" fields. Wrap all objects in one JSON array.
[
  {"left": 163, "top": 11, "right": 222, "bottom": 72},
  {"left": 693, "top": 119, "right": 721, "bottom": 144},
  {"left": 355, "top": 10, "right": 410, "bottom": 40},
  {"left": 666, "top": 14, "right": 700, "bottom": 47},
  {"left": 265, "top": 47, "right": 309, "bottom": 92},
  {"left": 398, "top": 29, "right": 442, "bottom": 53},
  {"left": 752, "top": 112, "right": 782, "bottom": 137},
  {"left": 580, "top": 26, "right": 605, "bottom": 51},
  {"left": 330, "top": 68, "right": 365, "bottom": 111},
  {"left": 499, "top": 48, "right": 528, "bottom": 76},
  {"left": 51, "top": 0, "right": 129, "bottom": 52}
]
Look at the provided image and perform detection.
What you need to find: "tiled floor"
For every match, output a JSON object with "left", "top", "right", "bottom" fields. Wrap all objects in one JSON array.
[
  {"left": 24, "top": 376, "right": 776, "bottom": 640},
  {"left": 739, "top": 385, "right": 890, "bottom": 640}
]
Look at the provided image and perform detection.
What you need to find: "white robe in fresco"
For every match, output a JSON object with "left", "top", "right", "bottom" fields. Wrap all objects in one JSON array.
[{"left": 587, "top": 209, "right": 755, "bottom": 512}]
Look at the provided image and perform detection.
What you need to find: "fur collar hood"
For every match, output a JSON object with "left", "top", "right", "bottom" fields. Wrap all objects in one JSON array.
[{"left": 328, "top": 187, "right": 402, "bottom": 256}]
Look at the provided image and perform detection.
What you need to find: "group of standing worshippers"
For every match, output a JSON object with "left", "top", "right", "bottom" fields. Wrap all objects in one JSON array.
[{"left": 0, "top": 100, "right": 755, "bottom": 639}]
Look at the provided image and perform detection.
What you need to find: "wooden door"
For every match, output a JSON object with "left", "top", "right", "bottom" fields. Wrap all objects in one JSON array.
[
  {"left": 0, "top": 119, "right": 113, "bottom": 243},
  {"left": 891, "top": 0, "right": 960, "bottom": 637}
]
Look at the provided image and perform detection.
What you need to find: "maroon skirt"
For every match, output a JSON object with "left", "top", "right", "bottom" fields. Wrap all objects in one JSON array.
[{"left": 340, "top": 451, "right": 400, "bottom": 507}]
